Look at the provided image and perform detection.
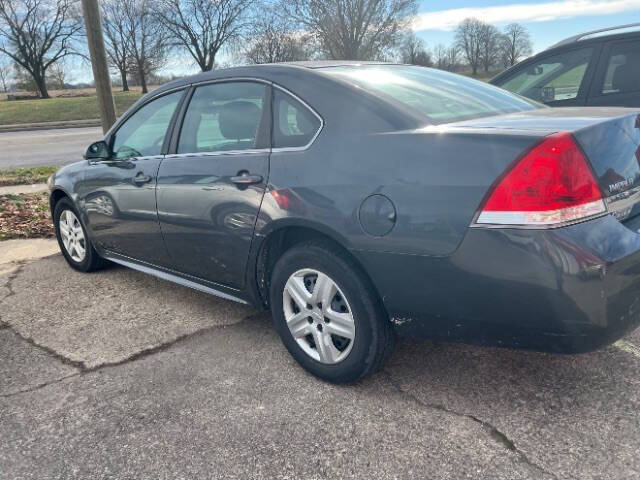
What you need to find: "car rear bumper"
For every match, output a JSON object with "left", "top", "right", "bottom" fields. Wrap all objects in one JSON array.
[{"left": 356, "top": 214, "right": 640, "bottom": 353}]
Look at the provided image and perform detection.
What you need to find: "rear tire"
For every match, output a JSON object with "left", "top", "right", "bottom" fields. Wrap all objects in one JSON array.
[
  {"left": 54, "top": 197, "right": 107, "bottom": 272},
  {"left": 270, "top": 240, "right": 394, "bottom": 383}
]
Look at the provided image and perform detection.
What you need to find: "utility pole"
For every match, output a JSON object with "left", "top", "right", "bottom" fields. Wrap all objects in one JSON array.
[{"left": 81, "top": 0, "right": 117, "bottom": 133}]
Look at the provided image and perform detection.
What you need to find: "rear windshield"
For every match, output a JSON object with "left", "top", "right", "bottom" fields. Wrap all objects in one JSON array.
[{"left": 321, "top": 65, "right": 540, "bottom": 124}]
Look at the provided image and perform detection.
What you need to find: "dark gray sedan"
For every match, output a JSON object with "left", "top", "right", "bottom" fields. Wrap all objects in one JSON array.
[{"left": 49, "top": 62, "right": 640, "bottom": 383}]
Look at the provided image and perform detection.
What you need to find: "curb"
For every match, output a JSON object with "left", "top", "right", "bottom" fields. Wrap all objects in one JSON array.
[
  {"left": 0, "top": 183, "right": 48, "bottom": 195},
  {"left": 0, "top": 119, "right": 101, "bottom": 133}
]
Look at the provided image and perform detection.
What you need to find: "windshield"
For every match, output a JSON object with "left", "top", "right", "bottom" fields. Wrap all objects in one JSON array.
[{"left": 321, "top": 65, "right": 540, "bottom": 124}]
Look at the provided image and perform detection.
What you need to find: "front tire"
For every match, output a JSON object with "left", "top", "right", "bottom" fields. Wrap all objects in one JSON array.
[
  {"left": 270, "top": 241, "right": 394, "bottom": 383},
  {"left": 54, "top": 197, "right": 107, "bottom": 272}
]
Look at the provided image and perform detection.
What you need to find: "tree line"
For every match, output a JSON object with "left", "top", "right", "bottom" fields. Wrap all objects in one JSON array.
[{"left": 0, "top": 0, "right": 533, "bottom": 98}]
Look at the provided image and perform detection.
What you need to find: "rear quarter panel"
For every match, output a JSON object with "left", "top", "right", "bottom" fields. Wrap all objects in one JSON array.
[{"left": 261, "top": 126, "right": 544, "bottom": 257}]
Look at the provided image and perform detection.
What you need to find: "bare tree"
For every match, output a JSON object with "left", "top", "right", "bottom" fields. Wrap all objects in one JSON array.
[
  {"left": 155, "top": 0, "right": 251, "bottom": 72},
  {"left": 0, "top": 55, "right": 12, "bottom": 92},
  {"left": 122, "top": 0, "right": 166, "bottom": 93},
  {"left": 0, "top": 0, "right": 83, "bottom": 98},
  {"left": 244, "top": 11, "right": 310, "bottom": 64},
  {"left": 455, "top": 17, "right": 483, "bottom": 76},
  {"left": 433, "top": 43, "right": 447, "bottom": 70},
  {"left": 499, "top": 23, "right": 532, "bottom": 68},
  {"left": 479, "top": 23, "right": 500, "bottom": 74},
  {"left": 102, "top": 0, "right": 131, "bottom": 91},
  {"left": 399, "top": 32, "right": 431, "bottom": 66},
  {"left": 446, "top": 45, "right": 460, "bottom": 72},
  {"left": 49, "top": 58, "right": 67, "bottom": 88},
  {"left": 283, "top": 0, "right": 417, "bottom": 60}
]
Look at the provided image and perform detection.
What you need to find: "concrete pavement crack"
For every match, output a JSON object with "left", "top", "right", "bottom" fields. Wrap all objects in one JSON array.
[
  {"left": 0, "top": 372, "right": 81, "bottom": 399},
  {"left": 0, "top": 262, "right": 25, "bottom": 307},
  {"left": 81, "top": 317, "right": 255, "bottom": 373},
  {"left": 381, "top": 370, "right": 561, "bottom": 480},
  {"left": 2, "top": 312, "right": 258, "bottom": 396}
]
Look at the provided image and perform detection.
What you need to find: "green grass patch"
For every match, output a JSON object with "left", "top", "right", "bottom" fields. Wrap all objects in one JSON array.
[
  {"left": 0, "top": 166, "right": 58, "bottom": 187},
  {"left": 459, "top": 70, "right": 504, "bottom": 82},
  {"left": 0, "top": 90, "right": 142, "bottom": 125}
]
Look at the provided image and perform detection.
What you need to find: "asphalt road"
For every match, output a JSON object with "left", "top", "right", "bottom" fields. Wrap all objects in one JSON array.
[
  {"left": 0, "top": 127, "right": 102, "bottom": 169},
  {"left": 2, "top": 254, "right": 640, "bottom": 479}
]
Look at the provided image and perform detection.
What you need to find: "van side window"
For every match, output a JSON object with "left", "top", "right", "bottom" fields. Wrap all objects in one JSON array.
[
  {"left": 499, "top": 47, "right": 593, "bottom": 103},
  {"left": 600, "top": 41, "right": 640, "bottom": 95}
]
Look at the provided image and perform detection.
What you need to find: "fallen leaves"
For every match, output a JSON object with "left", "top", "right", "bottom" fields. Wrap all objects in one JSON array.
[{"left": 0, "top": 193, "right": 54, "bottom": 240}]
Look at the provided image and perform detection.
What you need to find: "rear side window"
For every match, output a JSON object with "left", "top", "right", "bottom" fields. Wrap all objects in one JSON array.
[
  {"left": 599, "top": 41, "right": 640, "bottom": 95},
  {"left": 499, "top": 47, "right": 593, "bottom": 103},
  {"left": 178, "top": 82, "right": 267, "bottom": 154},
  {"left": 273, "top": 89, "right": 321, "bottom": 148},
  {"left": 322, "top": 65, "right": 537, "bottom": 124}
]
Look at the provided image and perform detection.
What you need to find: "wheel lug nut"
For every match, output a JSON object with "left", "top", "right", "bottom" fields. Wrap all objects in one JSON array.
[
  {"left": 316, "top": 324, "right": 323, "bottom": 332},
  {"left": 307, "top": 317, "right": 313, "bottom": 324},
  {"left": 316, "top": 303, "right": 322, "bottom": 309},
  {"left": 306, "top": 304, "right": 312, "bottom": 310},
  {"left": 324, "top": 317, "right": 330, "bottom": 323}
]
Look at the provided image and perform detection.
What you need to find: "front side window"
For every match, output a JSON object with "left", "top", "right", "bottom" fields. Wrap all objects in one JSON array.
[
  {"left": 111, "top": 90, "right": 183, "bottom": 159},
  {"left": 599, "top": 41, "right": 640, "bottom": 95},
  {"left": 178, "top": 82, "right": 267, "bottom": 154},
  {"left": 499, "top": 47, "right": 594, "bottom": 103},
  {"left": 273, "top": 89, "right": 321, "bottom": 148},
  {"left": 322, "top": 65, "right": 537, "bottom": 124}
]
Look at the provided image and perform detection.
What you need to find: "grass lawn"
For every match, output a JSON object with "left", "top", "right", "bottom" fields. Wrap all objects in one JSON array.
[
  {"left": 0, "top": 166, "right": 58, "bottom": 187},
  {"left": 0, "top": 90, "right": 143, "bottom": 125},
  {"left": 459, "top": 70, "right": 504, "bottom": 82},
  {"left": 0, "top": 192, "right": 53, "bottom": 240}
]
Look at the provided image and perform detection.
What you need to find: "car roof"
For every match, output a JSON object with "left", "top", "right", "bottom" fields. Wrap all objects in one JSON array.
[
  {"left": 551, "top": 22, "right": 640, "bottom": 48},
  {"left": 150, "top": 61, "right": 403, "bottom": 97}
]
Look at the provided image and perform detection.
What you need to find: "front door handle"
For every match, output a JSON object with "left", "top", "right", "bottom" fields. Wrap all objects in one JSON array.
[
  {"left": 133, "top": 173, "right": 152, "bottom": 185},
  {"left": 230, "top": 172, "right": 263, "bottom": 185}
]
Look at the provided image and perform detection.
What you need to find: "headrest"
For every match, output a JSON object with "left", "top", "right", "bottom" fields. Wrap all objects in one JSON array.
[
  {"left": 218, "top": 101, "right": 261, "bottom": 141},
  {"left": 612, "top": 56, "right": 640, "bottom": 93}
]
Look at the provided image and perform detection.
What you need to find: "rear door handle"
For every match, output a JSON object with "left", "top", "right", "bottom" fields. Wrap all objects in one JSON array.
[
  {"left": 133, "top": 173, "right": 152, "bottom": 185},
  {"left": 230, "top": 172, "right": 263, "bottom": 185}
]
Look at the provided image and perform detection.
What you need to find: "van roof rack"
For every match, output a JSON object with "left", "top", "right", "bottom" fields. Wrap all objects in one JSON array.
[{"left": 551, "top": 23, "right": 640, "bottom": 48}]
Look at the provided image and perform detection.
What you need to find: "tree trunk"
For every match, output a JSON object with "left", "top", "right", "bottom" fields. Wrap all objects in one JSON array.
[
  {"left": 121, "top": 70, "right": 129, "bottom": 92},
  {"left": 33, "top": 72, "right": 50, "bottom": 99},
  {"left": 139, "top": 67, "right": 148, "bottom": 94}
]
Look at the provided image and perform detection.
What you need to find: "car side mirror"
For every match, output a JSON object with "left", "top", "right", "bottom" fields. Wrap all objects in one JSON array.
[{"left": 85, "top": 141, "right": 111, "bottom": 160}]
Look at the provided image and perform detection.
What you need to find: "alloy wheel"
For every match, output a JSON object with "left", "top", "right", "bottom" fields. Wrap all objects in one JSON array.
[
  {"left": 59, "top": 209, "right": 86, "bottom": 263},
  {"left": 282, "top": 268, "right": 356, "bottom": 364}
]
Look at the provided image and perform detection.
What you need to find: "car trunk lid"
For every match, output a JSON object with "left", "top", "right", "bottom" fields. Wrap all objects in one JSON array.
[{"left": 451, "top": 107, "right": 640, "bottom": 222}]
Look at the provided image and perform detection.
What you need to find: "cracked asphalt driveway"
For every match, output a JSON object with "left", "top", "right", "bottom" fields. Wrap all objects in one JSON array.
[{"left": 2, "top": 254, "right": 640, "bottom": 479}]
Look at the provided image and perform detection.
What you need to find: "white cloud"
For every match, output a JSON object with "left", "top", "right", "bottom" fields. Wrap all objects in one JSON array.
[{"left": 411, "top": 0, "right": 640, "bottom": 31}]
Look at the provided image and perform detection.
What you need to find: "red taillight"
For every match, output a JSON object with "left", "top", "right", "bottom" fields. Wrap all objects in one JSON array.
[{"left": 476, "top": 132, "right": 606, "bottom": 226}]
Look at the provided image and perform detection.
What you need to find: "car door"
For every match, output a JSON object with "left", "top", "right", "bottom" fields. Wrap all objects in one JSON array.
[
  {"left": 156, "top": 80, "right": 271, "bottom": 289},
  {"left": 80, "top": 89, "right": 186, "bottom": 266},
  {"left": 586, "top": 38, "right": 640, "bottom": 107},
  {"left": 494, "top": 46, "right": 600, "bottom": 106}
]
